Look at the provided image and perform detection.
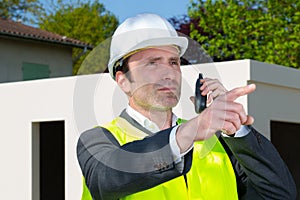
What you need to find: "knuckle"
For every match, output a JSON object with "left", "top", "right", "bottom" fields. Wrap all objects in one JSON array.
[
  {"left": 237, "top": 104, "right": 243, "bottom": 111},
  {"left": 223, "top": 123, "right": 231, "bottom": 131},
  {"left": 234, "top": 120, "right": 241, "bottom": 130},
  {"left": 233, "top": 113, "right": 240, "bottom": 122},
  {"left": 227, "top": 112, "right": 239, "bottom": 122},
  {"left": 223, "top": 123, "right": 235, "bottom": 134}
]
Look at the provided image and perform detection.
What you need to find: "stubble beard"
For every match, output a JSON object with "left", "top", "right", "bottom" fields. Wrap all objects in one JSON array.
[{"left": 131, "top": 84, "right": 181, "bottom": 112}]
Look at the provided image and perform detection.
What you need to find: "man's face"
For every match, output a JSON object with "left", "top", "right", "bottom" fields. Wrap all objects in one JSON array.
[{"left": 124, "top": 46, "right": 182, "bottom": 111}]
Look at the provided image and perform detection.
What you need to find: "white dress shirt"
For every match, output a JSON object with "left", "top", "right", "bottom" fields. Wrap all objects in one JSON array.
[{"left": 126, "top": 105, "right": 250, "bottom": 163}]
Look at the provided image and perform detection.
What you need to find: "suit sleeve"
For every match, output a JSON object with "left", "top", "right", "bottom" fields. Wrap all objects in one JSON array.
[
  {"left": 77, "top": 126, "right": 192, "bottom": 200},
  {"left": 222, "top": 126, "right": 297, "bottom": 199}
]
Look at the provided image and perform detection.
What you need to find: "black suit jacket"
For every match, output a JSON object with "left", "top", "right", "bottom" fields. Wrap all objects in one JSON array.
[{"left": 77, "top": 110, "right": 297, "bottom": 200}]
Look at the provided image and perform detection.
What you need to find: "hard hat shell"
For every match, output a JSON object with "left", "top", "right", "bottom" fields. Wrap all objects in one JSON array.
[{"left": 108, "top": 13, "right": 188, "bottom": 79}]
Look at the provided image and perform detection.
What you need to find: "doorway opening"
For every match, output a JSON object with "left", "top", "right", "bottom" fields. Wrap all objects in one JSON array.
[
  {"left": 32, "top": 121, "right": 65, "bottom": 200},
  {"left": 271, "top": 121, "right": 300, "bottom": 199}
]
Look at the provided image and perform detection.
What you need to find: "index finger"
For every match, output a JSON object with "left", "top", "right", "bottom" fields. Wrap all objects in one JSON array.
[{"left": 226, "top": 84, "right": 256, "bottom": 101}]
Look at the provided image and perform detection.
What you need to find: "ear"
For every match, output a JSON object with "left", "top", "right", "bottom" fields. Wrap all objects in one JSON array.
[{"left": 115, "top": 71, "right": 131, "bottom": 95}]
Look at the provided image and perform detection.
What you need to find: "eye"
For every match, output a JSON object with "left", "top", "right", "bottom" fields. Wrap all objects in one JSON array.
[
  {"left": 170, "top": 59, "right": 179, "bottom": 66},
  {"left": 147, "top": 60, "right": 158, "bottom": 67}
]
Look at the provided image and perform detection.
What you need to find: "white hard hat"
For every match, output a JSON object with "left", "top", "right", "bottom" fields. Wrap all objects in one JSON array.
[{"left": 108, "top": 13, "right": 189, "bottom": 79}]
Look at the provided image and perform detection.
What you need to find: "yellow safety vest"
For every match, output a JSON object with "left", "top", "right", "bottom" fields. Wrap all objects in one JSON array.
[{"left": 82, "top": 117, "right": 238, "bottom": 200}]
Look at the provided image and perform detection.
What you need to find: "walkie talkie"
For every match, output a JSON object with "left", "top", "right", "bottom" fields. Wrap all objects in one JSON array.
[{"left": 195, "top": 73, "right": 207, "bottom": 113}]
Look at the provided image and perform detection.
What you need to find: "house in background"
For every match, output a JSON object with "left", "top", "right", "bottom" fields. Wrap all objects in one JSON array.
[{"left": 0, "top": 18, "right": 93, "bottom": 83}]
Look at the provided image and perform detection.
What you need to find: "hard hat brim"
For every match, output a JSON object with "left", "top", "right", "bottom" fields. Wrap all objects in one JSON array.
[{"left": 108, "top": 36, "right": 188, "bottom": 78}]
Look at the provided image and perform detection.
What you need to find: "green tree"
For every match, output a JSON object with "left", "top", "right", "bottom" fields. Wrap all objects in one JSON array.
[
  {"left": 39, "top": 0, "right": 119, "bottom": 74},
  {"left": 188, "top": 0, "right": 300, "bottom": 69},
  {"left": 0, "top": 0, "right": 42, "bottom": 22}
]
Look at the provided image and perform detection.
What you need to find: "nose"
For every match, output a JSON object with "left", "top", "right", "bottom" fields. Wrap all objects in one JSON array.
[{"left": 160, "top": 63, "right": 180, "bottom": 80}]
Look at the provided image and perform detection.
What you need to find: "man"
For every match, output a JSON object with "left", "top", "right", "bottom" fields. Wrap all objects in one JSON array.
[{"left": 77, "top": 13, "right": 296, "bottom": 200}]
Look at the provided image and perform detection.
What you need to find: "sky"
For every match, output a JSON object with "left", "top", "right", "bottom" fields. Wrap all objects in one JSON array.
[
  {"left": 41, "top": 0, "right": 190, "bottom": 23},
  {"left": 99, "top": 0, "right": 190, "bottom": 23}
]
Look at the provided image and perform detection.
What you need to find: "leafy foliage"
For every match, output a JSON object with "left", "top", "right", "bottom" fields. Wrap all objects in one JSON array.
[
  {"left": 38, "top": 0, "right": 119, "bottom": 74},
  {"left": 0, "top": 0, "right": 42, "bottom": 22},
  {"left": 185, "top": 0, "right": 300, "bottom": 69}
]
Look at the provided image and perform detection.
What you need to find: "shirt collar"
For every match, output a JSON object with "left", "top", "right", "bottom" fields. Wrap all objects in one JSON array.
[{"left": 126, "top": 105, "right": 178, "bottom": 133}]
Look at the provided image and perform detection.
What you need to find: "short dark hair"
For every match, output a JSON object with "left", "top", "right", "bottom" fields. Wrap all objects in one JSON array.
[{"left": 114, "top": 57, "right": 132, "bottom": 81}]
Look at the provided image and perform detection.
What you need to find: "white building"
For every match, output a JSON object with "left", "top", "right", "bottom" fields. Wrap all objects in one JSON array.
[{"left": 0, "top": 60, "right": 299, "bottom": 199}]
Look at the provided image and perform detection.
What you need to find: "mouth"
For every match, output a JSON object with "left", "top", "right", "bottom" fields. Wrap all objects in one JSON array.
[{"left": 157, "top": 87, "right": 177, "bottom": 93}]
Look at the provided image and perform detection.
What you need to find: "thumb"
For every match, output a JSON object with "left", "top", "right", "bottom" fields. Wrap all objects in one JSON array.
[{"left": 244, "top": 115, "right": 254, "bottom": 125}]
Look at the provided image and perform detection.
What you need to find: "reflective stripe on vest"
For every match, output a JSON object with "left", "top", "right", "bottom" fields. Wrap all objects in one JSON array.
[{"left": 82, "top": 117, "right": 238, "bottom": 200}]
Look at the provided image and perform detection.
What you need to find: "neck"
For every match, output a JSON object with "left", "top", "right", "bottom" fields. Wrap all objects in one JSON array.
[{"left": 129, "top": 102, "right": 173, "bottom": 130}]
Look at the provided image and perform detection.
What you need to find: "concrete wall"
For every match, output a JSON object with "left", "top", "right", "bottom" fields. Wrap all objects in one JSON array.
[
  {"left": 0, "top": 37, "right": 73, "bottom": 83},
  {"left": 248, "top": 60, "right": 300, "bottom": 138},
  {"left": 0, "top": 77, "right": 80, "bottom": 199},
  {"left": 0, "top": 59, "right": 299, "bottom": 199}
]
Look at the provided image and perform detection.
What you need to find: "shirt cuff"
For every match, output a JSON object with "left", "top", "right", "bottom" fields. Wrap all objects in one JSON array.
[
  {"left": 221, "top": 125, "right": 251, "bottom": 137},
  {"left": 169, "top": 125, "right": 193, "bottom": 163}
]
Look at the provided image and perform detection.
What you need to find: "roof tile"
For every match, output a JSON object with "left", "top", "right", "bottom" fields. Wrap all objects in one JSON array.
[{"left": 0, "top": 18, "right": 93, "bottom": 49}]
